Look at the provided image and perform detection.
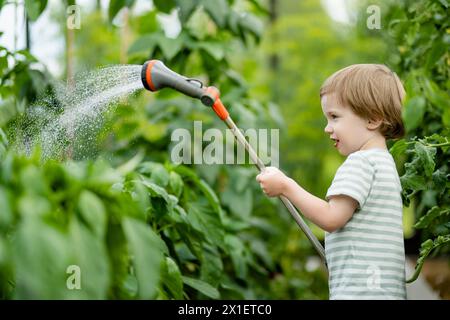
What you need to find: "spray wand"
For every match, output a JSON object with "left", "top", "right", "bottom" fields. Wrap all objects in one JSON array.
[{"left": 141, "top": 60, "right": 327, "bottom": 268}]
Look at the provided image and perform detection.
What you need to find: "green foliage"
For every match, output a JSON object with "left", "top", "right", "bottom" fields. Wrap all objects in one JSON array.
[
  {"left": 406, "top": 235, "right": 450, "bottom": 283},
  {"left": 0, "top": 46, "right": 53, "bottom": 128},
  {"left": 24, "top": 0, "right": 48, "bottom": 21},
  {"left": 0, "top": 0, "right": 330, "bottom": 300},
  {"left": 0, "top": 151, "right": 157, "bottom": 299},
  {"left": 109, "top": 0, "right": 136, "bottom": 22},
  {"left": 381, "top": 0, "right": 450, "bottom": 281},
  {"left": 0, "top": 149, "right": 307, "bottom": 299}
]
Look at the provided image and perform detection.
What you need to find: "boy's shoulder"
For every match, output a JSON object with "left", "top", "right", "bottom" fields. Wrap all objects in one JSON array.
[
  {"left": 347, "top": 148, "right": 392, "bottom": 162},
  {"left": 344, "top": 149, "right": 372, "bottom": 163},
  {"left": 343, "top": 149, "right": 394, "bottom": 171}
]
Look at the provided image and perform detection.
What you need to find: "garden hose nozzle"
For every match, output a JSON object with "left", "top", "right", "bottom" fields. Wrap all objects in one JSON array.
[{"left": 141, "top": 60, "right": 229, "bottom": 119}]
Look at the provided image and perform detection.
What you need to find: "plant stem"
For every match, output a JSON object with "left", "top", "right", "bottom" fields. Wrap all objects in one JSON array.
[{"left": 423, "top": 142, "right": 450, "bottom": 147}]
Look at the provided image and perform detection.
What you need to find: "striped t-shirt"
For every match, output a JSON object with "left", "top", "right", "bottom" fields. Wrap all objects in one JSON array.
[{"left": 325, "top": 149, "right": 406, "bottom": 300}]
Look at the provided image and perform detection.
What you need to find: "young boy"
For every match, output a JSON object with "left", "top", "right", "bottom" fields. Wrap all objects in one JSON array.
[{"left": 256, "top": 64, "right": 407, "bottom": 300}]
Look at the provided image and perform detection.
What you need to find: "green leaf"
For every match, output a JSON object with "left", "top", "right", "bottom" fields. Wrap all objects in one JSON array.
[
  {"left": 202, "top": 0, "right": 228, "bottom": 27},
  {"left": 14, "top": 217, "right": 71, "bottom": 299},
  {"left": 200, "top": 246, "right": 223, "bottom": 287},
  {"left": 403, "top": 96, "right": 426, "bottom": 131},
  {"left": 16, "top": 49, "right": 38, "bottom": 63},
  {"left": 152, "top": 166, "right": 170, "bottom": 187},
  {"left": 20, "top": 165, "right": 47, "bottom": 195},
  {"left": 17, "top": 194, "right": 51, "bottom": 218},
  {"left": 248, "top": 0, "right": 270, "bottom": 14},
  {"left": 0, "top": 97, "right": 16, "bottom": 127},
  {"left": 432, "top": 169, "right": 448, "bottom": 195},
  {"left": 163, "top": 257, "right": 183, "bottom": 299},
  {"left": 421, "top": 76, "right": 450, "bottom": 111},
  {"left": 117, "top": 150, "right": 145, "bottom": 176},
  {"left": 222, "top": 187, "right": 253, "bottom": 217},
  {"left": 78, "top": 190, "right": 107, "bottom": 238},
  {"left": 139, "top": 162, "right": 170, "bottom": 187},
  {"left": 249, "top": 237, "right": 274, "bottom": 269},
  {"left": 174, "top": 165, "right": 199, "bottom": 181},
  {"left": 0, "top": 53, "right": 7, "bottom": 74},
  {"left": 227, "top": 10, "right": 240, "bottom": 34},
  {"left": 443, "top": 107, "right": 450, "bottom": 127},
  {"left": 132, "top": 10, "right": 158, "bottom": 34},
  {"left": 197, "top": 42, "right": 225, "bottom": 61},
  {"left": 128, "top": 179, "right": 151, "bottom": 217},
  {"left": 186, "top": 201, "right": 224, "bottom": 247},
  {"left": 128, "top": 34, "right": 158, "bottom": 55},
  {"left": 86, "top": 160, "right": 122, "bottom": 186},
  {"left": 24, "top": 0, "right": 47, "bottom": 21},
  {"left": 224, "top": 234, "right": 248, "bottom": 279},
  {"left": 414, "top": 143, "right": 436, "bottom": 177},
  {"left": 182, "top": 276, "right": 220, "bottom": 299},
  {"left": 426, "top": 38, "right": 446, "bottom": 69},
  {"left": 169, "top": 171, "right": 183, "bottom": 197},
  {"left": 438, "top": 0, "right": 449, "bottom": 8},
  {"left": 196, "top": 164, "right": 221, "bottom": 185},
  {"left": 238, "top": 12, "right": 264, "bottom": 41},
  {"left": 197, "top": 179, "right": 223, "bottom": 219},
  {"left": 140, "top": 177, "right": 170, "bottom": 203},
  {"left": 389, "top": 139, "right": 408, "bottom": 159},
  {"left": 407, "top": 235, "right": 450, "bottom": 283},
  {"left": 400, "top": 171, "right": 426, "bottom": 192},
  {"left": 28, "top": 69, "right": 48, "bottom": 94},
  {"left": 108, "top": 0, "right": 135, "bottom": 22},
  {"left": 414, "top": 206, "right": 449, "bottom": 229},
  {"left": 175, "top": 0, "right": 198, "bottom": 23},
  {"left": 158, "top": 34, "right": 185, "bottom": 60},
  {"left": 122, "top": 217, "right": 164, "bottom": 299},
  {"left": 66, "top": 219, "right": 110, "bottom": 299},
  {"left": 153, "top": 0, "right": 176, "bottom": 13}
]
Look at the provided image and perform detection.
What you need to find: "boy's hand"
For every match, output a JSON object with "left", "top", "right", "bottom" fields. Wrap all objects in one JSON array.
[{"left": 256, "top": 167, "right": 290, "bottom": 197}]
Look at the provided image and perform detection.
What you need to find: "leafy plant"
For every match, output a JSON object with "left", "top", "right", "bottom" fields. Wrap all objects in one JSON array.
[
  {"left": 381, "top": 0, "right": 450, "bottom": 282},
  {"left": 0, "top": 150, "right": 165, "bottom": 299}
]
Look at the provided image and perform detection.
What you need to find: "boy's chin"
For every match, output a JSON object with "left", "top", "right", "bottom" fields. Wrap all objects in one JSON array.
[{"left": 337, "top": 146, "right": 352, "bottom": 156}]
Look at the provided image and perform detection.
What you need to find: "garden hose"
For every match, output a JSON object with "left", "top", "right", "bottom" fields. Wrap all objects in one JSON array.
[{"left": 141, "top": 60, "right": 327, "bottom": 268}]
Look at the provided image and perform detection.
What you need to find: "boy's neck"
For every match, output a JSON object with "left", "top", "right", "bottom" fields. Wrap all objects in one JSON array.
[{"left": 359, "top": 134, "right": 387, "bottom": 151}]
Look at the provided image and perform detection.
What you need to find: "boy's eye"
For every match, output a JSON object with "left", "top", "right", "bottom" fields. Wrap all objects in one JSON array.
[{"left": 330, "top": 114, "right": 338, "bottom": 119}]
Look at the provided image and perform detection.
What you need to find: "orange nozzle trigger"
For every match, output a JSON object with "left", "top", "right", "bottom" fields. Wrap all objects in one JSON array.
[
  {"left": 146, "top": 60, "right": 157, "bottom": 91},
  {"left": 206, "top": 87, "right": 229, "bottom": 120}
]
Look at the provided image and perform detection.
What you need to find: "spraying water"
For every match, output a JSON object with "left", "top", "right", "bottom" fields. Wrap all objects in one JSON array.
[{"left": 12, "top": 65, "right": 144, "bottom": 159}]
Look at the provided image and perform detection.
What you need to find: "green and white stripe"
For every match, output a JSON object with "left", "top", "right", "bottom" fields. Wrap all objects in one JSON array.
[{"left": 325, "top": 149, "right": 406, "bottom": 300}]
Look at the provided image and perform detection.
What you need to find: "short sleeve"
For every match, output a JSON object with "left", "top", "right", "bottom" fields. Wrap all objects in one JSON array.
[{"left": 326, "top": 152, "right": 375, "bottom": 208}]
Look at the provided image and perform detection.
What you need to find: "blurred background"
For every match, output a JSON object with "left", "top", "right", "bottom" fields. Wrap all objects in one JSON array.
[{"left": 0, "top": 0, "right": 448, "bottom": 299}]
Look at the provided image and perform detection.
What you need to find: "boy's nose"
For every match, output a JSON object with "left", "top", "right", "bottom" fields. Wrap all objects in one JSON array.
[{"left": 324, "top": 123, "right": 333, "bottom": 133}]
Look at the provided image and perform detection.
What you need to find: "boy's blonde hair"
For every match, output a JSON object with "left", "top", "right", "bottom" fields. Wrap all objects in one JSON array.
[{"left": 320, "top": 64, "right": 405, "bottom": 139}]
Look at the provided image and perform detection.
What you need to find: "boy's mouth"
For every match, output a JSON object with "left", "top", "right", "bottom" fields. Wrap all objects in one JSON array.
[{"left": 331, "top": 138, "right": 340, "bottom": 148}]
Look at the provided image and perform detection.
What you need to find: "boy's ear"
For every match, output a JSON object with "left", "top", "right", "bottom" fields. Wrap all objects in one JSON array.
[{"left": 366, "top": 119, "right": 383, "bottom": 130}]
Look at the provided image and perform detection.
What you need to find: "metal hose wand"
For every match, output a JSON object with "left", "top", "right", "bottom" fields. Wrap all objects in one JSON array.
[{"left": 141, "top": 60, "right": 327, "bottom": 267}]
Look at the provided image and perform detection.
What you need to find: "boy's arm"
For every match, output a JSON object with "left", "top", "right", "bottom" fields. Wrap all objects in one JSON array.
[{"left": 282, "top": 178, "right": 358, "bottom": 233}]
